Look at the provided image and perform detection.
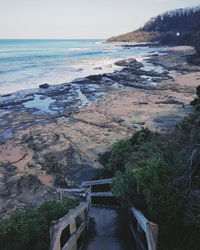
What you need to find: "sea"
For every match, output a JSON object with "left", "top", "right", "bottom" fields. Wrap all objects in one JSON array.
[{"left": 0, "top": 39, "right": 162, "bottom": 95}]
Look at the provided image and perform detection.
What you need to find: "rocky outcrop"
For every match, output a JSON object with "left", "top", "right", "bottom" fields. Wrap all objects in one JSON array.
[{"left": 0, "top": 165, "right": 57, "bottom": 218}]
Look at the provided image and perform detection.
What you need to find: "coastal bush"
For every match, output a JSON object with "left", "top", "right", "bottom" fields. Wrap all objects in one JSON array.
[
  {"left": 98, "top": 139, "right": 133, "bottom": 176},
  {"left": 98, "top": 89, "right": 200, "bottom": 249},
  {"left": 112, "top": 167, "right": 136, "bottom": 207},
  {"left": 134, "top": 156, "right": 178, "bottom": 222},
  {"left": 98, "top": 128, "right": 156, "bottom": 177},
  {"left": 0, "top": 198, "right": 79, "bottom": 250}
]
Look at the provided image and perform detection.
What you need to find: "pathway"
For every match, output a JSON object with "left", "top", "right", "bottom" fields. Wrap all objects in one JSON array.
[{"left": 82, "top": 207, "right": 136, "bottom": 250}]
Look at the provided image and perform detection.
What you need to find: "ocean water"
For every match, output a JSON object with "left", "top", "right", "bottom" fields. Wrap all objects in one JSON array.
[{"left": 0, "top": 39, "right": 162, "bottom": 95}]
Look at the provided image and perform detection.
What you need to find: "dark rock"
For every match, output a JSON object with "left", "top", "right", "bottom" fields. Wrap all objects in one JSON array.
[
  {"left": 2, "top": 94, "right": 12, "bottom": 97},
  {"left": 72, "top": 78, "right": 92, "bottom": 85},
  {"left": 138, "top": 102, "right": 148, "bottom": 105},
  {"left": 155, "top": 99, "right": 184, "bottom": 105},
  {"left": 39, "top": 83, "right": 50, "bottom": 89},
  {"left": 94, "top": 67, "right": 102, "bottom": 70},
  {"left": 16, "top": 175, "right": 42, "bottom": 193},
  {"left": 21, "top": 134, "right": 34, "bottom": 143},
  {"left": 5, "top": 165, "right": 17, "bottom": 172},
  {"left": 0, "top": 164, "right": 17, "bottom": 172},
  {"left": 112, "top": 118, "right": 124, "bottom": 123},
  {"left": 28, "top": 162, "right": 35, "bottom": 168},
  {"left": 132, "top": 121, "right": 145, "bottom": 125},
  {"left": 115, "top": 43, "right": 158, "bottom": 48},
  {"left": 115, "top": 58, "right": 143, "bottom": 69},
  {"left": 154, "top": 119, "right": 163, "bottom": 123},
  {"left": 39, "top": 96, "right": 46, "bottom": 100},
  {"left": 86, "top": 75, "right": 103, "bottom": 81},
  {"left": 55, "top": 174, "right": 69, "bottom": 188}
]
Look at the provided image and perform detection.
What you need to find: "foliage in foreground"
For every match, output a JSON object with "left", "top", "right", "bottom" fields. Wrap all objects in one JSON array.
[
  {"left": 0, "top": 198, "right": 79, "bottom": 250},
  {"left": 98, "top": 88, "right": 200, "bottom": 250}
]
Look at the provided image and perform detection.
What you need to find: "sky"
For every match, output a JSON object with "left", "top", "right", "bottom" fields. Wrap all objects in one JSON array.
[{"left": 0, "top": 0, "right": 199, "bottom": 39}]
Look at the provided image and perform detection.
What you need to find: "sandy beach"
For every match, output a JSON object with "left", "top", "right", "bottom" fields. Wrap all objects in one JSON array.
[{"left": 0, "top": 45, "right": 200, "bottom": 218}]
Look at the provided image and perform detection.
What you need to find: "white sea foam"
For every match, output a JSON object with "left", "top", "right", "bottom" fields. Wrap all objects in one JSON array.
[{"left": 68, "top": 48, "right": 87, "bottom": 51}]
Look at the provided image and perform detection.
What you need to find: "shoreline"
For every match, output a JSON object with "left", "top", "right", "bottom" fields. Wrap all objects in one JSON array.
[
  {"left": 0, "top": 45, "right": 173, "bottom": 118},
  {"left": 0, "top": 40, "right": 165, "bottom": 96},
  {"left": 0, "top": 45, "right": 200, "bottom": 218}
]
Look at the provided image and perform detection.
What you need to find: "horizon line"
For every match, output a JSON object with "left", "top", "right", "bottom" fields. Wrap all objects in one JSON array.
[{"left": 0, "top": 38, "right": 106, "bottom": 40}]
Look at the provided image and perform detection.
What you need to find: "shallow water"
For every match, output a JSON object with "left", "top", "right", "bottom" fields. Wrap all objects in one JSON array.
[{"left": 23, "top": 94, "right": 56, "bottom": 114}]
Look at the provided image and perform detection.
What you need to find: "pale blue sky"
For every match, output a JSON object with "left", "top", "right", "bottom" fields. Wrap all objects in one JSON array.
[{"left": 0, "top": 0, "right": 199, "bottom": 39}]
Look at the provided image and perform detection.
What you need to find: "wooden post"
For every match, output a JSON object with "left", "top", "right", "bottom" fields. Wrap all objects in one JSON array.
[
  {"left": 70, "top": 218, "right": 76, "bottom": 235},
  {"left": 80, "top": 209, "right": 86, "bottom": 222},
  {"left": 130, "top": 207, "right": 158, "bottom": 250},
  {"left": 50, "top": 201, "right": 89, "bottom": 250},
  {"left": 49, "top": 221, "right": 61, "bottom": 250},
  {"left": 150, "top": 222, "right": 158, "bottom": 250},
  {"left": 146, "top": 222, "right": 158, "bottom": 250},
  {"left": 89, "top": 186, "right": 92, "bottom": 205},
  {"left": 60, "top": 190, "right": 63, "bottom": 202},
  {"left": 69, "top": 218, "right": 77, "bottom": 250}
]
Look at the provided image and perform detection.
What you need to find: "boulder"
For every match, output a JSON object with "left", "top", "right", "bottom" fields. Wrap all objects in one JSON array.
[
  {"left": 39, "top": 83, "right": 50, "bottom": 89},
  {"left": 115, "top": 58, "right": 143, "bottom": 69}
]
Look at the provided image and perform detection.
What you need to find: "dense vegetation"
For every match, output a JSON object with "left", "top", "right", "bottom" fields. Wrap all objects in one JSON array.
[
  {"left": 107, "top": 6, "right": 200, "bottom": 51},
  {"left": 98, "top": 87, "right": 200, "bottom": 250},
  {"left": 144, "top": 8, "right": 199, "bottom": 31},
  {"left": 0, "top": 198, "right": 79, "bottom": 250}
]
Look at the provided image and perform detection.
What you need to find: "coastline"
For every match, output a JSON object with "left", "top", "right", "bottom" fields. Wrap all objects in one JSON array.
[
  {"left": 0, "top": 45, "right": 173, "bottom": 117},
  {"left": 0, "top": 45, "right": 200, "bottom": 218}
]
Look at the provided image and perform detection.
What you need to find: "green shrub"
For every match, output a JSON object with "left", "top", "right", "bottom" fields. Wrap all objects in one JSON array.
[
  {"left": 0, "top": 198, "right": 79, "bottom": 250},
  {"left": 130, "top": 128, "right": 153, "bottom": 146},
  {"left": 0, "top": 210, "right": 48, "bottom": 250},
  {"left": 134, "top": 157, "right": 178, "bottom": 221},
  {"left": 112, "top": 167, "right": 135, "bottom": 207},
  {"left": 99, "top": 104, "right": 200, "bottom": 249},
  {"left": 99, "top": 139, "right": 133, "bottom": 176}
]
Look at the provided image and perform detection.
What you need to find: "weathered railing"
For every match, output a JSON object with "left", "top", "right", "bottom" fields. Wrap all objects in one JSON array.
[
  {"left": 130, "top": 207, "right": 158, "bottom": 250},
  {"left": 82, "top": 178, "right": 112, "bottom": 186},
  {"left": 83, "top": 178, "right": 158, "bottom": 250},
  {"left": 82, "top": 178, "right": 114, "bottom": 198},
  {"left": 49, "top": 200, "right": 89, "bottom": 250},
  {"left": 50, "top": 178, "right": 158, "bottom": 250},
  {"left": 57, "top": 188, "right": 87, "bottom": 202}
]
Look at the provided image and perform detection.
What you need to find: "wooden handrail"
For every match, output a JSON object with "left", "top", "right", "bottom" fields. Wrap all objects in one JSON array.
[
  {"left": 90, "top": 192, "right": 113, "bottom": 197},
  {"left": 57, "top": 188, "right": 86, "bottom": 193},
  {"left": 52, "top": 179, "right": 158, "bottom": 250},
  {"left": 130, "top": 207, "right": 158, "bottom": 250},
  {"left": 82, "top": 178, "right": 112, "bottom": 187},
  {"left": 49, "top": 200, "right": 89, "bottom": 250}
]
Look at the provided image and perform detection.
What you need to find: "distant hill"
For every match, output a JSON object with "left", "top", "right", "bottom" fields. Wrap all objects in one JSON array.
[{"left": 107, "top": 6, "right": 200, "bottom": 47}]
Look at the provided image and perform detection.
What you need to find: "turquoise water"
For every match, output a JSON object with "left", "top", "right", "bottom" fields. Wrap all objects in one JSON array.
[{"left": 0, "top": 39, "right": 161, "bottom": 94}]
